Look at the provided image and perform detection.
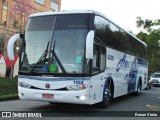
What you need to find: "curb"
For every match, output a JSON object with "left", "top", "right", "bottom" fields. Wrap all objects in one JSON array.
[{"left": 0, "top": 96, "right": 19, "bottom": 101}]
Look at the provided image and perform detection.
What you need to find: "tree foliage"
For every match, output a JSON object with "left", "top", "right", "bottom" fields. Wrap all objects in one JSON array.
[
  {"left": 9, "top": 0, "right": 35, "bottom": 32},
  {"left": 136, "top": 17, "right": 160, "bottom": 74},
  {"left": 136, "top": 17, "right": 160, "bottom": 34}
]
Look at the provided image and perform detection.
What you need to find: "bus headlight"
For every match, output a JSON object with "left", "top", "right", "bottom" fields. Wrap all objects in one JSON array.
[
  {"left": 19, "top": 82, "right": 31, "bottom": 88},
  {"left": 67, "top": 85, "right": 88, "bottom": 91}
]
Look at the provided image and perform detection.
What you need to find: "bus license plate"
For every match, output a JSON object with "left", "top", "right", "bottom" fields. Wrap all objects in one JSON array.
[{"left": 42, "top": 94, "right": 54, "bottom": 99}]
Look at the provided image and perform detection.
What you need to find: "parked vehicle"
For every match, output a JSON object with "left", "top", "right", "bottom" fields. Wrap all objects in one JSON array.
[{"left": 150, "top": 72, "right": 160, "bottom": 87}]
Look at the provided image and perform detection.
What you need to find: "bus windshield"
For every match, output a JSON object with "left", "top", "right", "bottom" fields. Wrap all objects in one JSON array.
[{"left": 20, "top": 14, "right": 90, "bottom": 74}]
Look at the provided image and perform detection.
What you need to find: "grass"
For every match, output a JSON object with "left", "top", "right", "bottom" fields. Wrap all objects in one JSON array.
[
  {"left": 0, "top": 93, "right": 18, "bottom": 98},
  {"left": 0, "top": 77, "right": 18, "bottom": 96}
]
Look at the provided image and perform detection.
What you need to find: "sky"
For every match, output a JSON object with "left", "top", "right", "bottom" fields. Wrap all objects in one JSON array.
[{"left": 61, "top": 0, "right": 160, "bottom": 34}]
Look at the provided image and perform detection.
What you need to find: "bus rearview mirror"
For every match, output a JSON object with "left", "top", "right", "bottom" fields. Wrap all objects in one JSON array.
[
  {"left": 86, "top": 30, "right": 94, "bottom": 59},
  {"left": 7, "top": 34, "right": 20, "bottom": 60}
]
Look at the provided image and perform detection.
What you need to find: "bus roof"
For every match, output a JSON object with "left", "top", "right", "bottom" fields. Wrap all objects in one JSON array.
[{"left": 29, "top": 10, "right": 147, "bottom": 47}]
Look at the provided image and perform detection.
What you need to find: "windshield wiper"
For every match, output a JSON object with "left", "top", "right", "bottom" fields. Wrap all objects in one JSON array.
[
  {"left": 30, "top": 40, "right": 67, "bottom": 75},
  {"left": 51, "top": 50, "right": 67, "bottom": 74},
  {"left": 30, "top": 41, "right": 50, "bottom": 73}
]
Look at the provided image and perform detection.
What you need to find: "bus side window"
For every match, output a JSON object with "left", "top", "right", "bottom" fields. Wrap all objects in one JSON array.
[
  {"left": 100, "top": 47, "right": 106, "bottom": 71},
  {"left": 92, "top": 43, "right": 106, "bottom": 74},
  {"left": 93, "top": 43, "right": 100, "bottom": 73}
]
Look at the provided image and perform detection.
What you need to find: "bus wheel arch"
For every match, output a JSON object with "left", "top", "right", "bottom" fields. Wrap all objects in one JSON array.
[
  {"left": 98, "top": 77, "right": 114, "bottom": 108},
  {"left": 109, "top": 77, "right": 114, "bottom": 99}
]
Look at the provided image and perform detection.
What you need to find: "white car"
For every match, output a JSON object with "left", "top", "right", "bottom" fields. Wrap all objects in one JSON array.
[{"left": 150, "top": 72, "right": 160, "bottom": 87}]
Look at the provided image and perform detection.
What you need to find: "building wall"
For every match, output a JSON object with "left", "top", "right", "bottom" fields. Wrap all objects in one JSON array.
[
  {"left": 0, "top": 0, "right": 61, "bottom": 56},
  {"left": 0, "top": 0, "right": 61, "bottom": 77},
  {"left": 0, "top": 0, "right": 61, "bottom": 36}
]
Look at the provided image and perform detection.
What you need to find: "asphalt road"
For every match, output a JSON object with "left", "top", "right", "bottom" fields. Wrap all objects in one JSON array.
[{"left": 0, "top": 87, "right": 160, "bottom": 120}]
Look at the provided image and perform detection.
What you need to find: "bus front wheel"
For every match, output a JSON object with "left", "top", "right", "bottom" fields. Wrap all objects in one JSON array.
[{"left": 98, "top": 83, "right": 111, "bottom": 108}]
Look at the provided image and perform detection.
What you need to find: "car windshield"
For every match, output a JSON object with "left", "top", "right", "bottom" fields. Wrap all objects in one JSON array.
[
  {"left": 152, "top": 73, "right": 160, "bottom": 78},
  {"left": 19, "top": 14, "right": 90, "bottom": 74}
]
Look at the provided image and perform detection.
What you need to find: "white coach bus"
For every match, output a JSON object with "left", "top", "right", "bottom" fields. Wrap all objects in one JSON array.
[{"left": 7, "top": 10, "right": 148, "bottom": 108}]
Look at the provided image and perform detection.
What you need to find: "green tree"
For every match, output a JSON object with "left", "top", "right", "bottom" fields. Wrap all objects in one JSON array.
[{"left": 136, "top": 17, "right": 160, "bottom": 74}]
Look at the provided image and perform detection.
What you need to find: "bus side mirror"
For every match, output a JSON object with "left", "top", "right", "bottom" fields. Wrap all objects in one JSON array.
[
  {"left": 86, "top": 30, "right": 94, "bottom": 59},
  {"left": 7, "top": 33, "right": 20, "bottom": 60}
]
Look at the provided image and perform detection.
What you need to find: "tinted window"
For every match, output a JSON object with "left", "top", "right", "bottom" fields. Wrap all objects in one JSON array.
[
  {"left": 126, "top": 35, "right": 133, "bottom": 54},
  {"left": 55, "top": 14, "right": 89, "bottom": 30},
  {"left": 126, "top": 35, "right": 146, "bottom": 58},
  {"left": 94, "top": 15, "right": 146, "bottom": 58},
  {"left": 94, "top": 16, "right": 108, "bottom": 44},
  {"left": 109, "top": 23, "right": 121, "bottom": 49},
  {"left": 120, "top": 30, "right": 128, "bottom": 51},
  {"left": 94, "top": 16, "right": 127, "bottom": 51},
  {"left": 27, "top": 16, "right": 55, "bottom": 31},
  {"left": 138, "top": 43, "right": 146, "bottom": 58}
]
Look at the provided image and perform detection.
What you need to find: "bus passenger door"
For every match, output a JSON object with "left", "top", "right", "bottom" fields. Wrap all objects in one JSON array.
[{"left": 90, "top": 42, "right": 106, "bottom": 104}]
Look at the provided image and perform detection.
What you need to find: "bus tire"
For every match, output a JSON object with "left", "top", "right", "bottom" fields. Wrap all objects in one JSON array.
[
  {"left": 134, "top": 79, "right": 142, "bottom": 96},
  {"left": 49, "top": 102, "right": 54, "bottom": 104},
  {"left": 98, "top": 81, "right": 112, "bottom": 108}
]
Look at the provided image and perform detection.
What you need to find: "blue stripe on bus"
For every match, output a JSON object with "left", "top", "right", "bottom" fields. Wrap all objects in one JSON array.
[
  {"left": 108, "top": 55, "right": 114, "bottom": 60},
  {"left": 18, "top": 75, "right": 90, "bottom": 81}
]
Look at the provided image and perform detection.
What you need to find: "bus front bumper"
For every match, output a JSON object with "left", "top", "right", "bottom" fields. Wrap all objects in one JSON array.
[{"left": 18, "top": 87, "right": 90, "bottom": 105}]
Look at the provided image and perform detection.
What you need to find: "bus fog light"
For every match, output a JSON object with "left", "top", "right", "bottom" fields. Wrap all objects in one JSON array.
[
  {"left": 19, "top": 92, "right": 24, "bottom": 96},
  {"left": 78, "top": 95, "right": 87, "bottom": 100}
]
